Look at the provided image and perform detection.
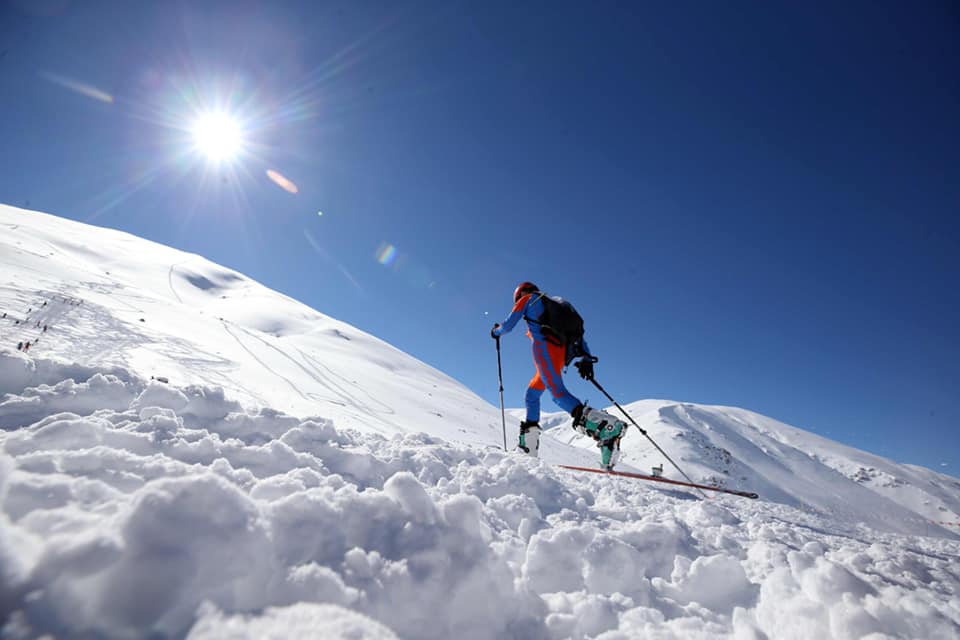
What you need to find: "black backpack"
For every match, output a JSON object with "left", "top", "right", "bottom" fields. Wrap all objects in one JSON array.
[{"left": 526, "top": 294, "right": 586, "bottom": 364}]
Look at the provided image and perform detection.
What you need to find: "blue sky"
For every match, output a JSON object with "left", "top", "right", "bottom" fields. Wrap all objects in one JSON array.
[{"left": 1, "top": 1, "right": 957, "bottom": 473}]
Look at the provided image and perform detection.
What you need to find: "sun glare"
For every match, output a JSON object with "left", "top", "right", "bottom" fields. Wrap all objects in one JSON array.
[{"left": 191, "top": 111, "right": 244, "bottom": 162}]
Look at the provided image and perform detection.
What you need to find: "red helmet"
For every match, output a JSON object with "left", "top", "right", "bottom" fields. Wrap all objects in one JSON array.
[{"left": 513, "top": 281, "right": 539, "bottom": 302}]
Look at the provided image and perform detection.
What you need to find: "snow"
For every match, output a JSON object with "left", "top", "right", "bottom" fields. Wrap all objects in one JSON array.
[
  {"left": 187, "top": 603, "right": 400, "bottom": 640},
  {"left": 1, "top": 204, "right": 959, "bottom": 639}
]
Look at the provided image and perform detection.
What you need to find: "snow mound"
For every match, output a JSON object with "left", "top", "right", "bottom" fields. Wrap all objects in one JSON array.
[
  {"left": 2, "top": 374, "right": 959, "bottom": 639},
  {"left": 187, "top": 602, "right": 399, "bottom": 640}
]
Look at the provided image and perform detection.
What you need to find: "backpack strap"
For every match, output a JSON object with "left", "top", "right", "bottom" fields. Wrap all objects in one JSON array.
[
  {"left": 521, "top": 292, "right": 547, "bottom": 326},
  {"left": 523, "top": 293, "right": 567, "bottom": 347}
]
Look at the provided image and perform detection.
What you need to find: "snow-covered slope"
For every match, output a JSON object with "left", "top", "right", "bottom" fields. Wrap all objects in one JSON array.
[
  {"left": 0, "top": 204, "right": 500, "bottom": 445},
  {"left": 2, "top": 204, "right": 959, "bottom": 639},
  {"left": 545, "top": 401, "right": 960, "bottom": 535}
]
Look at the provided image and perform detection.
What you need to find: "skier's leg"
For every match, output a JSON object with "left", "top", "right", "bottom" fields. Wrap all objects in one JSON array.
[
  {"left": 531, "top": 340, "right": 581, "bottom": 414},
  {"left": 518, "top": 363, "right": 546, "bottom": 456},
  {"left": 525, "top": 380, "right": 544, "bottom": 424}
]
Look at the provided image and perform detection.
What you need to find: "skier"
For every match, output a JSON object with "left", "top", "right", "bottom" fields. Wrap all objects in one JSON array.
[
  {"left": 16, "top": 341, "right": 22, "bottom": 351},
  {"left": 491, "top": 281, "right": 626, "bottom": 469}
]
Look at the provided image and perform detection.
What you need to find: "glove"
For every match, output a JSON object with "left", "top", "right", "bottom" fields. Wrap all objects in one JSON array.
[
  {"left": 490, "top": 323, "right": 501, "bottom": 339},
  {"left": 575, "top": 356, "right": 598, "bottom": 380}
]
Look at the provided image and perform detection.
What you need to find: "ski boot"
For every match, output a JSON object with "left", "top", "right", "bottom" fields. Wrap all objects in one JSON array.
[
  {"left": 599, "top": 435, "right": 622, "bottom": 471},
  {"left": 572, "top": 405, "right": 626, "bottom": 470},
  {"left": 518, "top": 420, "right": 541, "bottom": 457}
]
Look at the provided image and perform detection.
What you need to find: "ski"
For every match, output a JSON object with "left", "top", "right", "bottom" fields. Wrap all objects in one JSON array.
[{"left": 557, "top": 464, "right": 759, "bottom": 499}]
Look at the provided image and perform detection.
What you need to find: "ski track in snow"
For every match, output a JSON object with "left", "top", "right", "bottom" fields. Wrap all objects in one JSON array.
[
  {"left": 219, "top": 320, "right": 399, "bottom": 424},
  {"left": 219, "top": 319, "right": 313, "bottom": 401},
  {"left": 167, "top": 261, "right": 186, "bottom": 304},
  {"left": 293, "top": 347, "right": 398, "bottom": 416}
]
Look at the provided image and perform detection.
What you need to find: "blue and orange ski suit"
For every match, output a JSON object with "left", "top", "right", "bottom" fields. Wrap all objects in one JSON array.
[{"left": 492, "top": 292, "right": 591, "bottom": 422}]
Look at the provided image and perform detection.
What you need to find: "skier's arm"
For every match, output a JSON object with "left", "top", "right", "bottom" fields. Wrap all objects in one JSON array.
[
  {"left": 580, "top": 337, "right": 594, "bottom": 359},
  {"left": 492, "top": 296, "right": 530, "bottom": 338},
  {"left": 574, "top": 337, "right": 599, "bottom": 379}
]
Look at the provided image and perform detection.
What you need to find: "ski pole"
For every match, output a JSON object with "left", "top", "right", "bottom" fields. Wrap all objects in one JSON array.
[
  {"left": 588, "top": 376, "right": 708, "bottom": 499},
  {"left": 495, "top": 336, "right": 507, "bottom": 451}
]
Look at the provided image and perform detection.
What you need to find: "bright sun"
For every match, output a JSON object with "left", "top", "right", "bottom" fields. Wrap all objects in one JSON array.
[{"left": 191, "top": 111, "right": 244, "bottom": 162}]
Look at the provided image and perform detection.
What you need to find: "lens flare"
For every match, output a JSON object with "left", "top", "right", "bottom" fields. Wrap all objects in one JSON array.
[
  {"left": 40, "top": 71, "right": 114, "bottom": 103},
  {"left": 376, "top": 242, "right": 397, "bottom": 266},
  {"left": 304, "top": 229, "right": 364, "bottom": 293},
  {"left": 266, "top": 169, "right": 299, "bottom": 194}
]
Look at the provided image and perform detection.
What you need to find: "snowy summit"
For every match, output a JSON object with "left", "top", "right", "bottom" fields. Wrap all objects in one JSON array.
[{"left": 1, "top": 204, "right": 958, "bottom": 639}]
